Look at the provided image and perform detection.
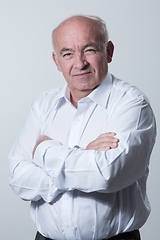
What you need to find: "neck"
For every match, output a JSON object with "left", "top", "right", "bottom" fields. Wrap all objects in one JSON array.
[{"left": 70, "top": 90, "right": 92, "bottom": 108}]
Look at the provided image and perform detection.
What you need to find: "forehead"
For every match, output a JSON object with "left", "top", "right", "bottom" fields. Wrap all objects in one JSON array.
[{"left": 53, "top": 18, "right": 102, "bottom": 52}]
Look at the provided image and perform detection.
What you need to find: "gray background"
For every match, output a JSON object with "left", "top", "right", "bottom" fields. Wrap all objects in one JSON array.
[{"left": 1, "top": 0, "right": 159, "bottom": 239}]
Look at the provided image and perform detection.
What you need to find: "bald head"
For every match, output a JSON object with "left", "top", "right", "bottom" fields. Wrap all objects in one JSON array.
[
  {"left": 52, "top": 15, "right": 109, "bottom": 52},
  {"left": 51, "top": 15, "right": 114, "bottom": 105}
]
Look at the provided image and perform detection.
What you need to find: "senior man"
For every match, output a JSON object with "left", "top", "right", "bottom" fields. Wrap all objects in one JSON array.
[{"left": 9, "top": 15, "right": 156, "bottom": 240}]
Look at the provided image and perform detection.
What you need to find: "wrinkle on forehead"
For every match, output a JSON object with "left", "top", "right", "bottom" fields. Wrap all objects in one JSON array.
[{"left": 52, "top": 16, "right": 106, "bottom": 52}]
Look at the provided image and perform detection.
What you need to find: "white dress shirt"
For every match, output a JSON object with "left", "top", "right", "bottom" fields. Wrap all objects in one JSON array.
[{"left": 8, "top": 72, "right": 156, "bottom": 240}]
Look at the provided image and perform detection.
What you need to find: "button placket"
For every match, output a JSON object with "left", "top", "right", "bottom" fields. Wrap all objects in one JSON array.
[
  {"left": 62, "top": 102, "right": 87, "bottom": 239},
  {"left": 61, "top": 192, "right": 76, "bottom": 240},
  {"left": 68, "top": 103, "right": 87, "bottom": 148}
]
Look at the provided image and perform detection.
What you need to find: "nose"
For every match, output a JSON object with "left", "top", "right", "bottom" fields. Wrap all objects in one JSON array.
[{"left": 74, "top": 54, "right": 88, "bottom": 70}]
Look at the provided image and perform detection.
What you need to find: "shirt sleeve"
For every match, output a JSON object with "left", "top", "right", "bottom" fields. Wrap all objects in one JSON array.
[
  {"left": 8, "top": 100, "right": 64, "bottom": 202},
  {"left": 33, "top": 96, "right": 156, "bottom": 193}
]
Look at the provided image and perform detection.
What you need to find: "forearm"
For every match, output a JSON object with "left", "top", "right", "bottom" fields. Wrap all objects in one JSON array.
[
  {"left": 8, "top": 101, "right": 63, "bottom": 203},
  {"left": 8, "top": 139, "right": 64, "bottom": 203},
  {"left": 33, "top": 140, "right": 104, "bottom": 192},
  {"left": 33, "top": 131, "right": 151, "bottom": 193}
]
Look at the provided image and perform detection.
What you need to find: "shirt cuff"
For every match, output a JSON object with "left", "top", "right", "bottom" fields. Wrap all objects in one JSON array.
[{"left": 33, "top": 139, "right": 61, "bottom": 170}]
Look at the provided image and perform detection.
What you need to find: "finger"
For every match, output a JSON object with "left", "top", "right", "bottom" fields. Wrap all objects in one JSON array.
[
  {"left": 107, "top": 132, "right": 116, "bottom": 136},
  {"left": 97, "top": 134, "right": 118, "bottom": 142},
  {"left": 40, "top": 135, "right": 52, "bottom": 141},
  {"left": 97, "top": 132, "right": 116, "bottom": 139},
  {"left": 105, "top": 146, "right": 111, "bottom": 151},
  {"left": 97, "top": 137, "right": 119, "bottom": 146},
  {"left": 110, "top": 142, "right": 118, "bottom": 148},
  {"left": 97, "top": 138, "right": 119, "bottom": 150},
  {"left": 96, "top": 145, "right": 112, "bottom": 151}
]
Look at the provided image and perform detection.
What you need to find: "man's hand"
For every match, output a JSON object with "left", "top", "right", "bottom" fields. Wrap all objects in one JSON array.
[
  {"left": 86, "top": 132, "right": 119, "bottom": 151},
  {"left": 32, "top": 135, "right": 52, "bottom": 158},
  {"left": 32, "top": 132, "right": 118, "bottom": 158}
]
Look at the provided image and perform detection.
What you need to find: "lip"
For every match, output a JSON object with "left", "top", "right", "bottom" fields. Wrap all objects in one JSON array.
[{"left": 73, "top": 71, "right": 92, "bottom": 77}]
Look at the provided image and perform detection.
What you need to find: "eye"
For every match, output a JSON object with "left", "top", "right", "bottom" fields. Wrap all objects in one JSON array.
[
  {"left": 63, "top": 53, "right": 73, "bottom": 59},
  {"left": 85, "top": 48, "right": 97, "bottom": 55}
]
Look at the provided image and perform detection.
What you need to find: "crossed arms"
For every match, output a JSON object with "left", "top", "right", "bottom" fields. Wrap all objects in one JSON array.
[
  {"left": 8, "top": 92, "right": 156, "bottom": 202},
  {"left": 32, "top": 132, "right": 119, "bottom": 158}
]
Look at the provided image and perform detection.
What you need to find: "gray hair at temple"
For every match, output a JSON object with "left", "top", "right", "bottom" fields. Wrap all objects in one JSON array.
[{"left": 52, "top": 15, "right": 109, "bottom": 50}]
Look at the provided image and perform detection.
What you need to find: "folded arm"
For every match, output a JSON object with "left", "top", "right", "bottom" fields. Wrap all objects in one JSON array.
[
  {"left": 8, "top": 94, "right": 156, "bottom": 202},
  {"left": 8, "top": 101, "right": 118, "bottom": 202},
  {"left": 33, "top": 98, "right": 156, "bottom": 193}
]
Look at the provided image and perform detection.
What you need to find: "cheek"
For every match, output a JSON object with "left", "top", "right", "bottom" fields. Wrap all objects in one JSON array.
[
  {"left": 60, "top": 61, "right": 72, "bottom": 75},
  {"left": 90, "top": 56, "right": 103, "bottom": 70},
  {"left": 98, "top": 57, "right": 108, "bottom": 73},
  {"left": 93, "top": 60, "right": 103, "bottom": 75}
]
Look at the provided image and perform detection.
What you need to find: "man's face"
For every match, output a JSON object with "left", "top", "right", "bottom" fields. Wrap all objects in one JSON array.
[{"left": 52, "top": 18, "right": 113, "bottom": 100}]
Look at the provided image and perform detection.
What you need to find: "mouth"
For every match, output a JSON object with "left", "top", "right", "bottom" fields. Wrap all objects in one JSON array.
[{"left": 73, "top": 71, "right": 92, "bottom": 78}]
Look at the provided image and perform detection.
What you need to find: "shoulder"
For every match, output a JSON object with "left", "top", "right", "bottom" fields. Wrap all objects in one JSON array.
[
  {"left": 35, "top": 85, "right": 64, "bottom": 104},
  {"left": 31, "top": 85, "right": 65, "bottom": 115},
  {"left": 110, "top": 74, "right": 149, "bottom": 105},
  {"left": 37, "top": 85, "right": 64, "bottom": 102},
  {"left": 105, "top": 74, "right": 153, "bottom": 121}
]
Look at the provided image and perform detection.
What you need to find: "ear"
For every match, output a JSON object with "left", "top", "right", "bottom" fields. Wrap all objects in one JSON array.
[
  {"left": 52, "top": 52, "right": 62, "bottom": 72},
  {"left": 106, "top": 41, "right": 114, "bottom": 63}
]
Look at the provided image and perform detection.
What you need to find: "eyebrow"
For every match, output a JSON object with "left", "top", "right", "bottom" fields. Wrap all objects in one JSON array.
[
  {"left": 60, "top": 48, "right": 74, "bottom": 56},
  {"left": 83, "top": 42, "right": 100, "bottom": 49},
  {"left": 59, "top": 42, "right": 101, "bottom": 56}
]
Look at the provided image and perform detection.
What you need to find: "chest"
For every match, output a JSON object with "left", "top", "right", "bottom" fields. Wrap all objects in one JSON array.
[{"left": 41, "top": 101, "right": 110, "bottom": 149}]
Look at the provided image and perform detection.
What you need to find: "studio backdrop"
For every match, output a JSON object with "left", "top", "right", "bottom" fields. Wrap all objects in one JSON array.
[{"left": 0, "top": 0, "right": 159, "bottom": 239}]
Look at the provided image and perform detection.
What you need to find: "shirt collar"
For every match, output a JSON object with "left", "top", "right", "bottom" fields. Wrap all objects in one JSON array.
[
  {"left": 55, "top": 72, "right": 113, "bottom": 109},
  {"left": 87, "top": 72, "right": 113, "bottom": 108},
  {"left": 54, "top": 83, "right": 68, "bottom": 109}
]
